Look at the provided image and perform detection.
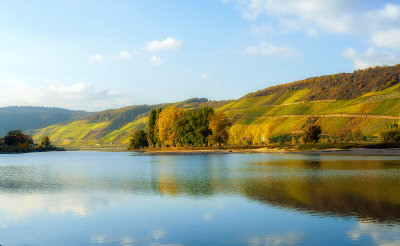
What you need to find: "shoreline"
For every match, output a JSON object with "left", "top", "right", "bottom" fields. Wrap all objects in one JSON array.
[{"left": 137, "top": 147, "right": 400, "bottom": 156}]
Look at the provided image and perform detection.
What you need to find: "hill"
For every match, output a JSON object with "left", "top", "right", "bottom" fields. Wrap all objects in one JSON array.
[
  {"left": 32, "top": 65, "right": 400, "bottom": 147},
  {"left": 31, "top": 98, "right": 231, "bottom": 147},
  {"left": 0, "top": 106, "right": 90, "bottom": 136}
]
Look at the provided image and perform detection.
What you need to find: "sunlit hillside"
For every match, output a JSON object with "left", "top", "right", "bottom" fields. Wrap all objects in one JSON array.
[
  {"left": 31, "top": 98, "right": 230, "bottom": 147},
  {"left": 32, "top": 65, "right": 400, "bottom": 148}
]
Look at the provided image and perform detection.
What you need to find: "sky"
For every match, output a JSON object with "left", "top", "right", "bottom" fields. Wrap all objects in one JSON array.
[{"left": 0, "top": 0, "right": 400, "bottom": 111}]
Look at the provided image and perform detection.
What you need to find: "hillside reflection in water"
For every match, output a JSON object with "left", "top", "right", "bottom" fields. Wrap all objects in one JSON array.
[{"left": 0, "top": 152, "right": 400, "bottom": 246}]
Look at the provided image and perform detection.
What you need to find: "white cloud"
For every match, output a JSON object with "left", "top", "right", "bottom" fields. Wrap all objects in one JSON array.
[
  {"left": 0, "top": 74, "right": 130, "bottom": 111},
  {"left": 150, "top": 56, "right": 163, "bottom": 66},
  {"left": 244, "top": 42, "right": 299, "bottom": 57},
  {"left": 118, "top": 50, "right": 132, "bottom": 60},
  {"left": 89, "top": 54, "right": 105, "bottom": 62},
  {"left": 231, "top": 1, "right": 400, "bottom": 50},
  {"left": 372, "top": 29, "right": 400, "bottom": 50},
  {"left": 343, "top": 47, "right": 400, "bottom": 69},
  {"left": 201, "top": 73, "right": 209, "bottom": 80},
  {"left": 144, "top": 37, "right": 183, "bottom": 52}
]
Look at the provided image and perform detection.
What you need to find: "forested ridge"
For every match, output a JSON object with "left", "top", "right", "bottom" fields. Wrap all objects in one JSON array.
[
  {"left": 246, "top": 65, "right": 400, "bottom": 101},
  {"left": 0, "top": 106, "right": 90, "bottom": 136}
]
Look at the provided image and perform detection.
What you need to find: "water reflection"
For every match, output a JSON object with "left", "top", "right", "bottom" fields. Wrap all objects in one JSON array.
[
  {"left": 0, "top": 152, "right": 400, "bottom": 245},
  {"left": 2, "top": 154, "right": 399, "bottom": 222}
]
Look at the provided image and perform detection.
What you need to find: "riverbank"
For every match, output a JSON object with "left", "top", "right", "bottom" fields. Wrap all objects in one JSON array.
[{"left": 138, "top": 146, "right": 400, "bottom": 156}]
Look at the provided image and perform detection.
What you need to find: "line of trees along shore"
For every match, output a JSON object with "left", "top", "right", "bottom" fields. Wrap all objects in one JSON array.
[
  {"left": 129, "top": 106, "right": 231, "bottom": 149},
  {"left": 0, "top": 130, "right": 56, "bottom": 152},
  {"left": 128, "top": 109, "right": 400, "bottom": 150}
]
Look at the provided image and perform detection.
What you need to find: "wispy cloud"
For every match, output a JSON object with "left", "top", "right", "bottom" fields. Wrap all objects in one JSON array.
[
  {"left": 343, "top": 47, "right": 400, "bottom": 69},
  {"left": 144, "top": 37, "right": 183, "bottom": 52},
  {"left": 244, "top": 42, "right": 299, "bottom": 57},
  {"left": 201, "top": 73, "right": 209, "bottom": 80},
  {"left": 150, "top": 56, "right": 164, "bottom": 66},
  {"left": 89, "top": 54, "right": 105, "bottom": 62},
  {"left": 230, "top": 1, "right": 400, "bottom": 50},
  {"left": 118, "top": 50, "right": 132, "bottom": 60},
  {"left": 0, "top": 74, "right": 130, "bottom": 111}
]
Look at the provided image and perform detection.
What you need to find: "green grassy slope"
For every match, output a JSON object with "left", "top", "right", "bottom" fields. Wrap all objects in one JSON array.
[{"left": 32, "top": 65, "right": 400, "bottom": 147}]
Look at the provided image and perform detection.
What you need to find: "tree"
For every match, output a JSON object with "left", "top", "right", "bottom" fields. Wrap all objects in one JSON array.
[
  {"left": 41, "top": 136, "right": 51, "bottom": 149},
  {"left": 156, "top": 106, "right": 183, "bottom": 147},
  {"left": 302, "top": 125, "right": 322, "bottom": 143},
  {"left": 380, "top": 130, "right": 400, "bottom": 143},
  {"left": 174, "top": 107, "right": 214, "bottom": 147},
  {"left": 129, "top": 130, "right": 149, "bottom": 149},
  {"left": 4, "top": 130, "right": 33, "bottom": 146},
  {"left": 147, "top": 109, "right": 157, "bottom": 147},
  {"left": 291, "top": 136, "right": 297, "bottom": 145},
  {"left": 208, "top": 112, "right": 230, "bottom": 146},
  {"left": 154, "top": 107, "right": 163, "bottom": 146}
]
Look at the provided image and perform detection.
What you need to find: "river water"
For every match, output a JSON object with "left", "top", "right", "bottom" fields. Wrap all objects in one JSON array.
[{"left": 1, "top": 151, "right": 400, "bottom": 246}]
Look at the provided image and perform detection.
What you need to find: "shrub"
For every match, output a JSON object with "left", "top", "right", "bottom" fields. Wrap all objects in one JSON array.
[{"left": 379, "top": 130, "right": 400, "bottom": 143}]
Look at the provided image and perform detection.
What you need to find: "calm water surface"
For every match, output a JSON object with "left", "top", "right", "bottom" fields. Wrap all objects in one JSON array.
[{"left": 1, "top": 151, "right": 400, "bottom": 246}]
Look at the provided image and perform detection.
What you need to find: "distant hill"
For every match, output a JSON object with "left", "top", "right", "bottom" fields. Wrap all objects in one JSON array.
[
  {"left": 31, "top": 65, "right": 400, "bottom": 147},
  {"left": 0, "top": 106, "right": 90, "bottom": 136}
]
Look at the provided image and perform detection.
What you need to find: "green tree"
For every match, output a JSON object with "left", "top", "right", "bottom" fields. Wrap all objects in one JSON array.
[
  {"left": 302, "top": 125, "right": 322, "bottom": 143},
  {"left": 41, "top": 136, "right": 51, "bottom": 149},
  {"left": 129, "top": 130, "right": 149, "bottom": 149},
  {"left": 208, "top": 112, "right": 230, "bottom": 146},
  {"left": 174, "top": 107, "right": 214, "bottom": 147},
  {"left": 147, "top": 109, "right": 157, "bottom": 147}
]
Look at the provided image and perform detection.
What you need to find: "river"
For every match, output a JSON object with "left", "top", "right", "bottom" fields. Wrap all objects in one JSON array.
[{"left": 0, "top": 151, "right": 400, "bottom": 245}]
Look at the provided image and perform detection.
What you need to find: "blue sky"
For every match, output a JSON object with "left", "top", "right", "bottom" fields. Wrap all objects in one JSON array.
[{"left": 0, "top": 0, "right": 400, "bottom": 111}]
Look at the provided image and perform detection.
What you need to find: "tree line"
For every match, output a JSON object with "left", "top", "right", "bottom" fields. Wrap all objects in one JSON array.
[
  {"left": 129, "top": 106, "right": 231, "bottom": 149},
  {"left": 128, "top": 107, "right": 400, "bottom": 150},
  {"left": 0, "top": 130, "right": 55, "bottom": 152}
]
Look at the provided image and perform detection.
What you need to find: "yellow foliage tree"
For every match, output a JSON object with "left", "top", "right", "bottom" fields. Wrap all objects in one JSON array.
[
  {"left": 156, "top": 106, "right": 183, "bottom": 147},
  {"left": 228, "top": 124, "right": 271, "bottom": 146}
]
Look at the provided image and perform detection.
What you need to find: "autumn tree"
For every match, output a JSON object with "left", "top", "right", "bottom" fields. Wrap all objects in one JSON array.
[
  {"left": 302, "top": 125, "right": 322, "bottom": 143},
  {"left": 41, "top": 136, "right": 51, "bottom": 149},
  {"left": 208, "top": 112, "right": 230, "bottom": 146},
  {"left": 156, "top": 106, "right": 183, "bottom": 147}
]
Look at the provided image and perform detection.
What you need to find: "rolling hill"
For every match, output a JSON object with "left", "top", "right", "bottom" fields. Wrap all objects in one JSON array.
[
  {"left": 31, "top": 65, "right": 400, "bottom": 147},
  {"left": 30, "top": 98, "right": 230, "bottom": 147},
  {"left": 0, "top": 106, "right": 90, "bottom": 136}
]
